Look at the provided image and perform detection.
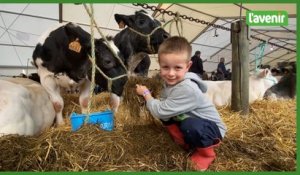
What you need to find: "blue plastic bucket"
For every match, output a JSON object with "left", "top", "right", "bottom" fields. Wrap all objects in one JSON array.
[{"left": 70, "top": 110, "right": 114, "bottom": 132}]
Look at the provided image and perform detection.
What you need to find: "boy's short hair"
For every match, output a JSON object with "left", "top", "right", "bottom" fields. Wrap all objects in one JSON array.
[{"left": 158, "top": 36, "right": 192, "bottom": 61}]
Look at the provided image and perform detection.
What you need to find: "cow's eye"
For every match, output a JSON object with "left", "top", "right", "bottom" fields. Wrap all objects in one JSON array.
[{"left": 137, "top": 19, "right": 145, "bottom": 26}]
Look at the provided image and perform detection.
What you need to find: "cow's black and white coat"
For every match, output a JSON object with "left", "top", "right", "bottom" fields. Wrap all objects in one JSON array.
[
  {"left": 33, "top": 22, "right": 127, "bottom": 125},
  {"left": 114, "top": 10, "right": 169, "bottom": 76},
  {"left": 264, "top": 62, "right": 296, "bottom": 99}
]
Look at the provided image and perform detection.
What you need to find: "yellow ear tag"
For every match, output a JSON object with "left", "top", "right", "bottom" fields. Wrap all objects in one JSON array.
[{"left": 69, "top": 38, "right": 81, "bottom": 53}]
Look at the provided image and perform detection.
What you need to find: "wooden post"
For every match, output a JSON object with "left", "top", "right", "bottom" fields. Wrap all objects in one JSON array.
[
  {"left": 231, "top": 22, "right": 241, "bottom": 111},
  {"left": 231, "top": 20, "right": 249, "bottom": 115},
  {"left": 59, "top": 4, "right": 63, "bottom": 23},
  {"left": 239, "top": 21, "right": 249, "bottom": 115}
]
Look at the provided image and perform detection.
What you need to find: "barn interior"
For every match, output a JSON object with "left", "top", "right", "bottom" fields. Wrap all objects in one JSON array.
[{"left": 0, "top": 3, "right": 297, "bottom": 172}]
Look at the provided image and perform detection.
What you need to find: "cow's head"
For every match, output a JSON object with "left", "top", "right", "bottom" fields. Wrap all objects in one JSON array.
[
  {"left": 264, "top": 62, "right": 296, "bottom": 100},
  {"left": 115, "top": 10, "right": 169, "bottom": 54},
  {"left": 256, "top": 68, "right": 278, "bottom": 90},
  {"left": 93, "top": 37, "right": 128, "bottom": 97},
  {"left": 64, "top": 23, "right": 128, "bottom": 97}
]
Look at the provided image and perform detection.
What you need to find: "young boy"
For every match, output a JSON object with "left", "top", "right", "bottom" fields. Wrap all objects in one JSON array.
[{"left": 136, "top": 36, "right": 227, "bottom": 171}]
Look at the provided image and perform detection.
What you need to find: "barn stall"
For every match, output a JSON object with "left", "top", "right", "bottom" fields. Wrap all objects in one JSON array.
[{"left": 0, "top": 3, "right": 297, "bottom": 172}]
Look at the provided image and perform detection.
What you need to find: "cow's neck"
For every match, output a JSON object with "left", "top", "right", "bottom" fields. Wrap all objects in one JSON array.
[{"left": 114, "top": 28, "right": 148, "bottom": 64}]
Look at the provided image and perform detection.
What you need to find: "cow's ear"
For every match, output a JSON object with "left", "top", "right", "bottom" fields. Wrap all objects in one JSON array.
[
  {"left": 64, "top": 22, "right": 79, "bottom": 38},
  {"left": 114, "top": 14, "right": 134, "bottom": 29},
  {"left": 258, "top": 68, "right": 269, "bottom": 78},
  {"left": 65, "top": 22, "right": 91, "bottom": 50},
  {"left": 65, "top": 22, "right": 90, "bottom": 41}
]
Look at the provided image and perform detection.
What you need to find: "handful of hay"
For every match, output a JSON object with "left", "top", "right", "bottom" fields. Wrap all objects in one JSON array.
[{"left": 123, "top": 76, "right": 163, "bottom": 122}]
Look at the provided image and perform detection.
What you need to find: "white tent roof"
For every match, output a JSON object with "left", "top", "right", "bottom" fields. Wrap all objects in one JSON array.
[
  {"left": 0, "top": 4, "right": 58, "bottom": 69},
  {"left": 153, "top": 3, "right": 296, "bottom": 72},
  {"left": 0, "top": 3, "right": 296, "bottom": 75}
]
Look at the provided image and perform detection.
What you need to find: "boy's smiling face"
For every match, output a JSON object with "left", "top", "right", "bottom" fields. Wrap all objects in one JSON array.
[{"left": 159, "top": 52, "right": 192, "bottom": 86}]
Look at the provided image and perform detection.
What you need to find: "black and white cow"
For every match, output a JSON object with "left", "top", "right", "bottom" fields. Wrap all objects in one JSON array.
[
  {"left": 114, "top": 10, "right": 169, "bottom": 76},
  {"left": 264, "top": 62, "right": 296, "bottom": 99},
  {"left": 33, "top": 22, "right": 127, "bottom": 125}
]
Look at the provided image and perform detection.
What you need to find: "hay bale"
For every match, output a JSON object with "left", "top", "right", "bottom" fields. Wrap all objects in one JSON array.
[
  {"left": 0, "top": 90, "right": 296, "bottom": 171},
  {"left": 210, "top": 99, "right": 296, "bottom": 171},
  {"left": 0, "top": 123, "right": 187, "bottom": 171}
]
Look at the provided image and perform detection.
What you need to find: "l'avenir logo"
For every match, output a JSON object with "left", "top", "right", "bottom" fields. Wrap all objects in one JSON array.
[{"left": 246, "top": 10, "right": 288, "bottom": 26}]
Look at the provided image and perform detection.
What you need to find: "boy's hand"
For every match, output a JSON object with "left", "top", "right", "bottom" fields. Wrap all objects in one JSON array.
[{"left": 135, "top": 84, "right": 149, "bottom": 96}]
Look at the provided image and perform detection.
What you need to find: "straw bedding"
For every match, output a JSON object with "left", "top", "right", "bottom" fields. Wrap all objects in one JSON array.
[{"left": 0, "top": 77, "right": 296, "bottom": 172}]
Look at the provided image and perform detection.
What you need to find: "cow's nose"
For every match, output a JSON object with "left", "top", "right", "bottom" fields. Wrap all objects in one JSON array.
[{"left": 163, "top": 33, "right": 170, "bottom": 39}]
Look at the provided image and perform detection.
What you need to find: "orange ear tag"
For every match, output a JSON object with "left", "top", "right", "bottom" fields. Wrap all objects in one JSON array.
[{"left": 69, "top": 38, "right": 82, "bottom": 53}]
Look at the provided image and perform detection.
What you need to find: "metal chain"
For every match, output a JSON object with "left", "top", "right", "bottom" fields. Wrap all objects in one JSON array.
[
  {"left": 133, "top": 3, "right": 296, "bottom": 53},
  {"left": 133, "top": 3, "right": 232, "bottom": 32}
]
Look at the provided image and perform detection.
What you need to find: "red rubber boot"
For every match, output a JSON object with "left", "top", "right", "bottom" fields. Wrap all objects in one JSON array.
[
  {"left": 190, "top": 140, "right": 220, "bottom": 171},
  {"left": 165, "top": 124, "right": 189, "bottom": 150}
]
